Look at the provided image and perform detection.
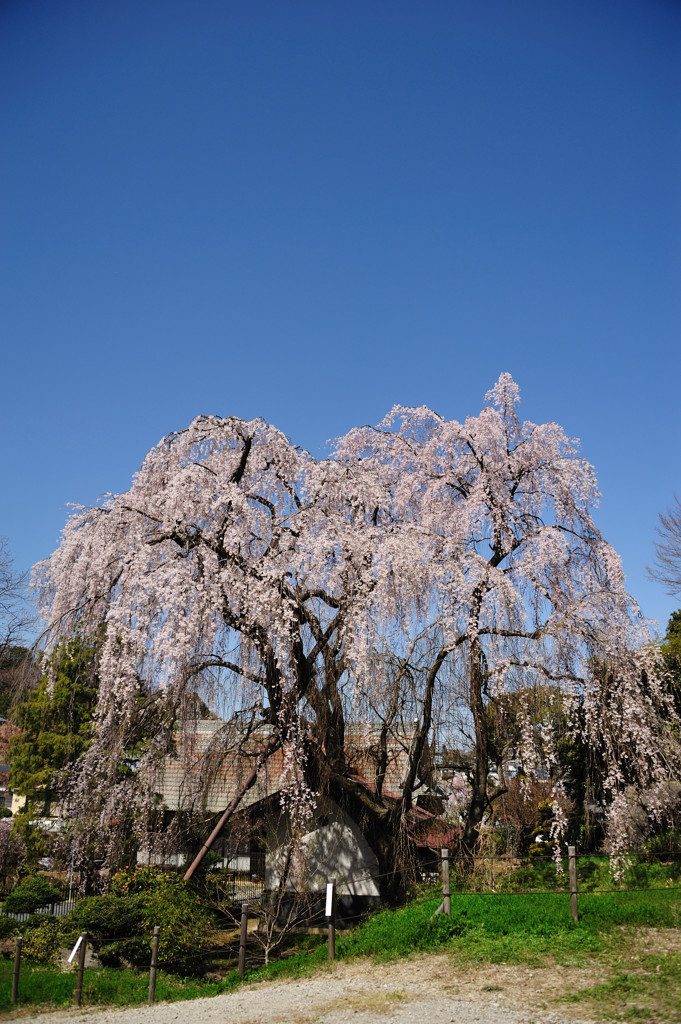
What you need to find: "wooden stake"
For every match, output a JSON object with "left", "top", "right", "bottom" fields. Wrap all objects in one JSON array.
[
  {"left": 148, "top": 926, "right": 160, "bottom": 1003},
  {"left": 568, "top": 845, "right": 578, "bottom": 923},
  {"left": 74, "top": 932, "right": 87, "bottom": 1007},
  {"left": 11, "top": 935, "right": 21, "bottom": 1004},
  {"left": 238, "top": 902, "right": 248, "bottom": 978},
  {"left": 326, "top": 878, "right": 336, "bottom": 961},
  {"left": 441, "top": 848, "right": 451, "bottom": 916}
]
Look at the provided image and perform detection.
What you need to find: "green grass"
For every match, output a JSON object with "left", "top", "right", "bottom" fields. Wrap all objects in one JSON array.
[
  {"left": 1, "top": 875, "right": 680, "bottom": 1018},
  {"left": 0, "top": 957, "right": 247, "bottom": 1013},
  {"left": 560, "top": 955, "right": 681, "bottom": 1022},
  {"left": 466, "top": 853, "right": 681, "bottom": 894},
  {"left": 340, "top": 887, "right": 681, "bottom": 967}
]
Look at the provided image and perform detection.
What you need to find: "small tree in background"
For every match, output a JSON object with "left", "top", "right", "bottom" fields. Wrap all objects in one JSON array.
[
  {"left": 9, "top": 636, "right": 99, "bottom": 871},
  {"left": 649, "top": 496, "right": 681, "bottom": 598},
  {"left": 10, "top": 636, "right": 98, "bottom": 818}
]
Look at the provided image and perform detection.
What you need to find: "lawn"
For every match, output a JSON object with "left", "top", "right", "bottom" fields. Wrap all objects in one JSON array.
[{"left": 2, "top": 858, "right": 680, "bottom": 1021}]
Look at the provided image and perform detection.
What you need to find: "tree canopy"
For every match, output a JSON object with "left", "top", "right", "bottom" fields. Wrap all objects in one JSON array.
[{"left": 32, "top": 375, "right": 681, "bottom": 889}]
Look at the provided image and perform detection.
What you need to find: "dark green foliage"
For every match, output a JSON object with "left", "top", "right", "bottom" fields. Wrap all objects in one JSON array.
[
  {"left": 0, "top": 913, "right": 17, "bottom": 938},
  {"left": 9, "top": 636, "right": 98, "bottom": 818},
  {"left": 69, "top": 893, "right": 144, "bottom": 967},
  {"left": 661, "top": 610, "right": 681, "bottom": 715},
  {"left": 119, "top": 869, "right": 213, "bottom": 972},
  {"left": 0, "top": 645, "right": 32, "bottom": 718},
  {"left": 72, "top": 865, "right": 215, "bottom": 971},
  {"left": 2, "top": 875, "right": 60, "bottom": 914}
]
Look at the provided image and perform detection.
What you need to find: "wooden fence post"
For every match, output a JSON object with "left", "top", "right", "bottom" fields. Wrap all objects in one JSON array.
[
  {"left": 148, "top": 925, "right": 160, "bottom": 1003},
  {"left": 568, "top": 845, "right": 578, "bottom": 923},
  {"left": 441, "top": 848, "right": 451, "bottom": 916},
  {"left": 11, "top": 935, "right": 22, "bottom": 1004},
  {"left": 238, "top": 902, "right": 248, "bottom": 978},
  {"left": 74, "top": 932, "right": 87, "bottom": 1007},
  {"left": 326, "top": 878, "right": 336, "bottom": 961}
]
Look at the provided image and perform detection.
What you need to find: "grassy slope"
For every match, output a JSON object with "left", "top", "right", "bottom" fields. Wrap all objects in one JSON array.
[{"left": 2, "top": 858, "right": 680, "bottom": 1021}]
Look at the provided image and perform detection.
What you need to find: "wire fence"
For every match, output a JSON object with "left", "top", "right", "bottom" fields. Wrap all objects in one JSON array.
[{"left": 3, "top": 846, "right": 681, "bottom": 1010}]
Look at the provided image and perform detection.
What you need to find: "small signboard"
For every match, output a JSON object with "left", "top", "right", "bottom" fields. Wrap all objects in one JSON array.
[
  {"left": 325, "top": 881, "right": 334, "bottom": 917},
  {"left": 67, "top": 935, "right": 83, "bottom": 964}
]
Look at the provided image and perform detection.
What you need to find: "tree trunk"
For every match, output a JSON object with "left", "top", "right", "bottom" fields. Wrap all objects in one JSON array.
[
  {"left": 329, "top": 775, "right": 414, "bottom": 904},
  {"left": 463, "top": 641, "right": 489, "bottom": 852}
]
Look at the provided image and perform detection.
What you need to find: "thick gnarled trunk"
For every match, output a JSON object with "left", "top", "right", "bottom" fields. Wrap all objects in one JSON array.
[{"left": 463, "top": 639, "right": 489, "bottom": 852}]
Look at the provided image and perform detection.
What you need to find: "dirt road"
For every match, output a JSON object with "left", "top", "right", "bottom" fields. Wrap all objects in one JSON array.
[{"left": 9, "top": 955, "right": 595, "bottom": 1024}]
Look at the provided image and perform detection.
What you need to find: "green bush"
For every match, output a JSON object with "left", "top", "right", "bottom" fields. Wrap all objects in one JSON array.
[
  {"left": 69, "top": 894, "right": 143, "bottom": 967},
  {"left": 21, "top": 918, "right": 61, "bottom": 964},
  {"left": 644, "top": 830, "right": 681, "bottom": 860},
  {"left": 110, "top": 864, "right": 169, "bottom": 896},
  {"left": 22, "top": 912, "right": 56, "bottom": 930},
  {"left": 2, "top": 875, "right": 60, "bottom": 914},
  {"left": 0, "top": 914, "right": 17, "bottom": 939},
  {"left": 69, "top": 866, "right": 215, "bottom": 972}
]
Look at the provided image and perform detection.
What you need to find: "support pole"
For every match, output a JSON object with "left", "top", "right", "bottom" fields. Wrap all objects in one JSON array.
[
  {"left": 148, "top": 926, "right": 160, "bottom": 1003},
  {"left": 238, "top": 902, "right": 248, "bottom": 978},
  {"left": 11, "top": 935, "right": 21, "bottom": 1004},
  {"left": 74, "top": 932, "right": 87, "bottom": 1007},
  {"left": 326, "top": 878, "right": 336, "bottom": 961},
  {"left": 441, "top": 847, "right": 451, "bottom": 916},
  {"left": 568, "top": 845, "right": 578, "bottom": 923}
]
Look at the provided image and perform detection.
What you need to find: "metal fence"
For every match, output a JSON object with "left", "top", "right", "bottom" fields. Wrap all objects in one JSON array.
[{"left": 1, "top": 896, "right": 81, "bottom": 923}]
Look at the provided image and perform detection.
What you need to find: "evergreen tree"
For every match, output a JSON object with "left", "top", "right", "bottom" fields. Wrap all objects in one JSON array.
[
  {"left": 9, "top": 636, "right": 98, "bottom": 818},
  {"left": 661, "top": 611, "right": 681, "bottom": 715}
]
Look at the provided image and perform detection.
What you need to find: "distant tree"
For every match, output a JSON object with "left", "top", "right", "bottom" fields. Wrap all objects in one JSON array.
[
  {"left": 649, "top": 496, "right": 681, "bottom": 597},
  {"left": 660, "top": 610, "right": 681, "bottom": 715},
  {"left": 0, "top": 538, "right": 31, "bottom": 655},
  {"left": 0, "top": 645, "right": 37, "bottom": 719},
  {"left": 9, "top": 636, "right": 98, "bottom": 819}
]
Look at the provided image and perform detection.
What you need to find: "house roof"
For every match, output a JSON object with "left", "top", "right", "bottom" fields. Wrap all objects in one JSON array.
[{"left": 160, "top": 720, "right": 417, "bottom": 814}]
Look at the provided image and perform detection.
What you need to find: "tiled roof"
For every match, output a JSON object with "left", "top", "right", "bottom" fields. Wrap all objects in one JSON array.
[{"left": 160, "top": 721, "right": 415, "bottom": 813}]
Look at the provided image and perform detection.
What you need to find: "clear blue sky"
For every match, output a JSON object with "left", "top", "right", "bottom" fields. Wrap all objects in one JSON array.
[{"left": 1, "top": 0, "right": 679, "bottom": 634}]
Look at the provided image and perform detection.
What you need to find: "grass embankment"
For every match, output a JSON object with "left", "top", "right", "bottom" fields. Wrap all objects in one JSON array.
[
  {"left": 2, "top": 857, "right": 680, "bottom": 1020},
  {"left": 0, "top": 958, "right": 242, "bottom": 1012}
]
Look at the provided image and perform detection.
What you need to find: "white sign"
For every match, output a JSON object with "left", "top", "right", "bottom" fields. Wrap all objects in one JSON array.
[
  {"left": 325, "top": 882, "right": 334, "bottom": 917},
  {"left": 67, "top": 935, "right": 83, "bottom": 964}
]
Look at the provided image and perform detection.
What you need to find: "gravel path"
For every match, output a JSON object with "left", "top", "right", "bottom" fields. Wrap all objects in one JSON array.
[{"left": 7, "top": 956, "right": 595, "bottom": 1024}]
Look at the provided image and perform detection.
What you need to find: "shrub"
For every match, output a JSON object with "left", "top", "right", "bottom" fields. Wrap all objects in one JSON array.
[
  {"left": 69, "top": 893, "right": 143, "bottom": 967},
  {"left": 21, "top": 918, "right": 61, "bottom": 964},
  {"left": 0, "top": 915, "right": 17, "bottom": 940},
  {"left": 0, "top": 820, "right": 25, "bottom": 889},
  {"left": 78, "top": 866, "right": 214, "bottom": 972},
  {"left": 110, "top": 864, "right": 170, "bottom": 896},
  {"left": 2, "top": 875, "right": 60, "bottom": 915}
]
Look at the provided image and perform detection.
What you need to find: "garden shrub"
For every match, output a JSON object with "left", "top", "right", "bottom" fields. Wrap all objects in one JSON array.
[
  {"left": 0, "top": 915, "right": 17, "bottom": 940},
  {"left": 2, "top": 875, "right": 60, "bottom": 915},
  {"left": 69, "top": 866, "right": 215, "bottom": 972},
  {"left": 118, "top": 866, "right": 214, "bottom": 971},
  {"left": 21, "top": 918, "right": 61, "bottom": 964},
  {"left": 69, "top": 893, "right": 143, "bottom": 967}
]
